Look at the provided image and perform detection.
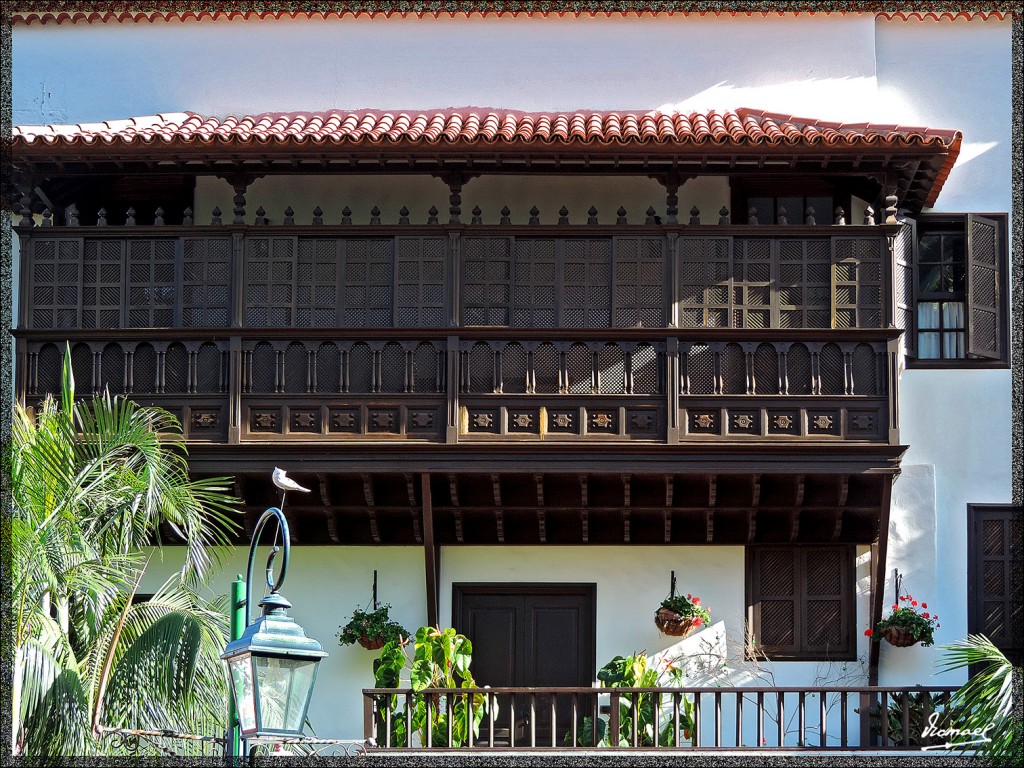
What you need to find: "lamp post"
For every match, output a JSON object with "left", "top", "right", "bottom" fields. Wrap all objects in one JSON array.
[{"left": 222, "top": 505, "right": 327, "bottom": 756}]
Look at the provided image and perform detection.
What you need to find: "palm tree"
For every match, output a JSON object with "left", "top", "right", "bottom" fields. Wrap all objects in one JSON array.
[
  {"left": 11, "top": 346, "right": 240, "bottom": 756},
  {"left": 936, "top": 634, "right": 1022, "bottom": 766}
]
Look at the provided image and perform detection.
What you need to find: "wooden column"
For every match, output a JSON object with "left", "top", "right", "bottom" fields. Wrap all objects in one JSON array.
[
  {"left": 868, "top": 476, "right": 895, "bottom": 685},
  {"left": 422, "top": 473, "right": 440, "bottom": 628}
]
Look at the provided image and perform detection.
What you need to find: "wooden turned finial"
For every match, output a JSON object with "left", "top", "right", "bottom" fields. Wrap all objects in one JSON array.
[
  {"left": 399, "top": 206, "right": 411, "bottom": 225},
  {"left": 689, "top": 206, "right": 701, "bottom": 226},
  {"left": 470, "top": 205, "right": 482, "bottom": 225},
  {"left": 182, "top": 207, "right": 193, "bottom": 226},
  {"left": 616, "top": 206, "right": 627, "bottom": 225},
  {"left": 748, "top": 207, "right": 759, "bottom": 226},
  {"left": 210, "top": 206, "right": 222, "bottom": 225},
  {"left": 369, "top": 206, "right": 381, "bottom": 225},
  {"left": 718, "top": 206, "right": 729, "bottom": 225},
  {"left": 500, "top": 205, "right": 511, "bottom": 225},
  {"left": 341, "top": 206, "right": 353, "bottom": 225},
  {"left": 558, "top": 206, "right": 570, "bottom": 225},
  {"left": 529, "top": 206, "right": 541, "bottom": 225},
  {"left": 312, "top": 206, "right": 323, "bottom": 225},
  {"left": 863, "top": 205, "right": 875, "bottom": 226},
  {"left": 283, "top": 206, "right": 295, "bottom": 225},
  {"left": 427, "top": 205, "right": 439, "bottom": 225}
]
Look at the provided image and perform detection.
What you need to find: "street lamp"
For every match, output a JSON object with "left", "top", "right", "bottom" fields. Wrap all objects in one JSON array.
[{"left": 222, "top": 505, "right": 327, "bottom": 744}]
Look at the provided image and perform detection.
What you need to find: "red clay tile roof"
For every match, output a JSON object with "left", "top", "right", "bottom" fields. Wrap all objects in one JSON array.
[
  {"left": 9, "top": 4, "right": 1012, "bottom": 25},
  {"left": 13, "top": 108, "right": 961, "bottom": 151},
  {"left": 13, "top": 108, "right": 962, "bottom": 208}
]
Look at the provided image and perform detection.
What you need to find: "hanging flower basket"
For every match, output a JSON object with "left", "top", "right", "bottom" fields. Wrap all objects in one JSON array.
[
  {"left": 357, "top": 634, "right": 386, "bottom": 651},
  {"left": 881, "top": 625, "right": 919, "bottom": 648},
  {"left": 654, "top": 608, "right": 698, "bottom": 637}
]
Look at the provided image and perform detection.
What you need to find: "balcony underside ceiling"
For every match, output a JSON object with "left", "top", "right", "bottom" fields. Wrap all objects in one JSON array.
[{"left": 182, "top": 454, "right": 899, "bottom": 546}]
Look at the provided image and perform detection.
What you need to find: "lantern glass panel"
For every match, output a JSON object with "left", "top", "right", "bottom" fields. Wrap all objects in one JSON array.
[
  {"left": 227, "top": 653, "right": 257, "bottom": 734},
  {"left": 254, "top": 656, "right": 319, "bottom": 733}
]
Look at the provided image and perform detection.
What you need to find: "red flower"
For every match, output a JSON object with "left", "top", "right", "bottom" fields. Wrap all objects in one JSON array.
[
  {"left": 892, "top": 604, "right": 899, "bottom": 610},
  {"left": 692, "top": 597, "right": 701, "bottom": 605},
  {"left": 933, "top": 615, "right": 938, "bottom": 620},
  {"left": 864, "top": 629, "right": 874, "bottom": 637},
  {"left": 937, "top": 624, "right": 940, "bottom": 628},
  {"left": 922, "top": 613, "right": 930, "bottom": 619},
  {"left": 911, "top": 600, "right": 918, "bottom": 607},
  {"left": 693, "top": 617, "right": 704, "bottom": 627},
  {"left": 922, "top": 603, "right": 927, "bottom": 609},
  {"left": 687, "top": 594, "right": 692, "bottom": 599},
  {"left": 900, "top": 596, "right": 907, "bottom": 601}
]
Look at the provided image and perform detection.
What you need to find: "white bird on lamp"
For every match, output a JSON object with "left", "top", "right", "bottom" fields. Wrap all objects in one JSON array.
[{"left": 273, "top": 467, "right": 311, "bottom": 494}]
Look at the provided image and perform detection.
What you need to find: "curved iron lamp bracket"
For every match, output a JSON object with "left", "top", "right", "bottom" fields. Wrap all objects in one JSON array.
[{"left": 243, "top": 506, "right": 291, "bottom": 625}]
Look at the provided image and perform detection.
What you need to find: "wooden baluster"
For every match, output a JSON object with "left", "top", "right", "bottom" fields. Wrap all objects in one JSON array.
[
  {"left": 799, "top": 691, "right": 806, "bottom": 747},
  {"left": 609, "top": 692, "right": 620, "bottom": 747},
  {"left": 718, "top": 206, "right": 730, "bottom": 225},
  {"left": 399, "top": 206, "right": 411, "bottom": 225},
  {"left": 819, "top": 691, "right": 827, "bottom": 748},
  {"left": 182, "top": 206, "right": 193, "bottom": 226},
  {"left": 631, "top": 692, "right": 639, "bottom": 747},
  {"left": 689, "top": 206, "right": 701, "bottom": 226},
  {"left": 885, "top": 193, "right": 898, "bottom": 224},
  {"left": 777, "top": 691, "right": 784, "bottom": 747},
  {"left": 616, "top": 206, "right": 627, "bottom": 225},
  {"left": 210, "top": 206, "right": 221, "bottom": 225},
  {"left": 282, "top": 206, "right": 294, "bottom": 225},
  {"left": 841, "top": 691, "right": 848, "bottom": 747},
  {"left": 406, "top": 692, "right": 413, "bottom": 747},
  {"left": 488, "top": 690, "right": 495, "bottom": 748},
  {"left": 805, "top": 206, "right": 816, "bottom": 226},
  {"left": 652, "top": 691, "right": 660, "bottom": 747},
  {"left": 18, "top": 192, "right": 34, "bottom": 228},
  {"left": 232, "top": 181, "right": 246, "bottom": 224},
  {"left": 834, "top": 206, "right": 846, "bottom": 225},
  {"left": 665, "top": 179, "right": 679, "bottom": 224},
  {"left": 757, "top": 691, "right": 764, "bottom": 747},
  {"left": 428, "top": 205, "right": 439, "bottom": 225},
  {"left": 550, "top": 693, "right": 556, "bottom": 749},
  {"left": 467, "top": 691, "right": 474, "bottom": 747},
  {"left": 67, "top": 203, "right": 80, "bottom": 226},
  {"left": 41, "top": 208, "right": 52, "bottom": 227},
  {"left": 693, "top": 691, "right": 701, "bottom": 747},
  {"left": 736, "top": 693, "right": 743, "bottom": 747},
  {"left": 864, "top": 205, "right": 876, "bottom": 226},
  {"left": 901, "top": 692, "right": 910, "bottom": 747},
  {"left": 448, "top": 180, "right": 462, "bottom": 224},
  {"left": 470, "top": 205, "right": 482, "bottom": 225},
  {"left": 715, "top": 691, "right": 722, "bottom": 747},
  {"left": 96, "top": 207, "right": 108, "bottom": 226},
  {"left": 253, "top": 206, "right": 267, "bottom": 225},
  {"left": 529, "top": 206, "right": 540, "bottom": 225},
  {"left": 500, "top": 205, "right": 511, "bottom": 225},
  {"left": 312, "top": 205, "right": 324, "bottom": 225},
  {"left": 748, "top": 207, "right": 759, "bottom": 225},
  {"left": 342, "top": 206, "right": 353, "bottom": 225},
  {"left": 674, "top": 692, "right": 682, "bottom": 746},
  {"left": 777, "top": 205, "right": 788, "bottom": 226},
  {"left": 509, "top": 693, "right": 516, "bottom": 748},
  {"left": 558, "top": 206, "right": 570, "bottom": 225},
  {"left": 125, "top": 207, "right": 136, "bottom": 226},
  {"left": 645, "top": 206, "right": 657, "bottom": 224},
  {"left": 529, "top": 693, "right": 536, "bottom": 747},
  {"left": 447, "top": 692, "right": 453, "bottom": 747},
  {"left": 587, "top": 206, "right": 599, "bottom": 224},
  {"left": 153, "top": 207, "right": 165, "bottom": 226},
  {"left": 571, "top": 692, "right": 578, "bottom": 748}
]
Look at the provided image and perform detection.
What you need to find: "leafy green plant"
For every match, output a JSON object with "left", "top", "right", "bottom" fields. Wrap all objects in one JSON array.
[
  {"left": 659, "top": 593, "right": 711, "bottom": 627},
  {"left": 337, "top": 603, "right": 408, "bottom": 648},
  {"left": 371, "top": 626, "right": 490, "bottom": 747},
  {"left": 936, "top": 635, "right": 1021, "bottom": 765},
  {"left": 869, "top": 592, "right": 939, "bottom": 646},
  {"left": 862, "top": 690, "right": 952, "bottom": 746},
  {"left": 12, "top": 346, "right": 239, "bottom": 756},
  {"left": 566, "top": 652, "right": 694, "bottom": 747}
]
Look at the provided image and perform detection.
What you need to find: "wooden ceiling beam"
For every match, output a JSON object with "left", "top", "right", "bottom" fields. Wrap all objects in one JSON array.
[
  {"left": 494, "top": 508, "right": 505, "bottom": 544},
  {"left": 790, "top": 509, "right": 800, "bottom": 543},
  {"left": 751, "top": 474, "right": 761, "bottom": 508},
  {"left": 454, "top": 509, "right": 465, "bottom": 544},
  {"left": 747, "top": 509, "right": 757, "bottom": 543},
  {"left": 663, "top": 509, "right": 672, "bottom": 544},
  {"left": 361, "top": 473, "right": 375, "bottom": 508},
  {"left": 538, "top": 509, "right": 547, "bottom": 544},
  {"left": 535, "top": 473, "right": 545, "bottom": 507},
  {"left": 448, "top": 473, "right": 460, "bottom": 507}
]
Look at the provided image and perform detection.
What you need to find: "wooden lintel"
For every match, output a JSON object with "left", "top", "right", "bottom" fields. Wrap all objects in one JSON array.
[
  {"left": 448, "top": 473, "right": 460, "bottom": 507},
  {"left": 705, "top": 509, "right": 714, "bottom": 543},
  {"left": 747, "top": 509, "right": 757, "bottom": 543},
  {"left": 453, "top": 508, "right": 465, "bottom": 544},
  {"left": 535, "top": 473, "right": 545, "bottom": 507},
  {"left": 361, "top": 473, "right": 375, "bottom": 507},
  {"left": 622, "top": 509, "right": 631, "bottom": 543},
  {"left": 421, "top": 473, "right": 439, "bottom": 628},
  {"left": 537, "top": 509, "right": 547, "bottom": 543},
  {"left": 663, "top": 509, "right": 672, "bottom": 543},
  {"left": 789, "top": 509, "right": 800, "bottom": 542}
]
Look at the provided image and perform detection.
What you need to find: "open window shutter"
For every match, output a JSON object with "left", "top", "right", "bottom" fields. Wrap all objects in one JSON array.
[
  {"left": 891, "top": 217, "right": 917, "bottom": 358},
  {"left": 753, "top": 548, "right": 799, "bottom": 655},
  {"left": 966, "top": 215, "right": 1001, "bottom": 359}
]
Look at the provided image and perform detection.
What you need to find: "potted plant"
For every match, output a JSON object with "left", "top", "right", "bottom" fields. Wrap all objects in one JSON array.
[
  {"left": 654, "top": 592, "right": 711, "bottom": 638},
  {"left": 338, "top": 603, "right": 409, "bottom": 650},
  {"left": 866, "top": 593, "right": 939, "bottom": 648}
]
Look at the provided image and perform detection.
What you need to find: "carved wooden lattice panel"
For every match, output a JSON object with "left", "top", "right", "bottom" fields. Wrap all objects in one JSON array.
[
  {"left": 462, "top": 237, "right": 511, "bottom": 326},
  {"left": 30, "top": 238, "right": 82, "bottom": 329},
  {"left": 804, "top": 549, "right": 845, "bottom": 649},
  {"left": 970, "top": 507, "right": 1022, "bottom": 661},
  {"left": 679, "top": 237, "right": 731, "bottom": 328},
  {"left": 315, "top": 342, "right": 342, "bottom": 393},
  {"left": 343, "top": 239, "right": 394, "bottom": 327},
  {"left": 756, "top": 549, "right": 797, "bottom": 649},
  {"left": 966, "top": 215, "right": 1002, "bottom": 359},
  {"left": 295, "top": 239, "right": 339, "bottom": 328},
  {"left": 720, "top": 343, "right": 747, "bottom": 394},
  {"left": 126, "top": 239, "right": 176, "bottom": 328},
  {"left": 818, "top": 343, "right": 845, "bottom": 395},
  {"left": 100, "top": 343, "right": 125, "bottom": 394},
  {"left": 851, "top": 343, "right": 879, "bottom": 395},
  {"left": 81, "top": 240, "right": 124, "bottom": 329},
  {"left": 891, "top": 220, "right": 917, "bottom": 357},
  {"left": 182, "top": 237, "right": 231, "bottom": 327},
  {"left": 753, "top": 342, "right": 780, "bottom": 395},
  {"left": 732, "top": 239, "right": 772, "bottom": 329},
  {"left": 70, "top": 343, "right": 93, "bottom": 395},
  {"left": 35, "top": 343, "right": 63, "bottom": 397},
  {"left": 833, "top": 237, "right": 883, "bottom": 329},
  {"left": 778, "top": 239, "right": 831, "bottom": 329},
  {"left": 512, "top": 239, "right": 557, "bottom": 327},
  {"left": 396, "top": 236, "right": 447, "bottom": 327},
  {"left": 563, "top": 239, "right": 611, "bottom": 327},
  {"left": 245, "top": 237, "right": 297, "bottom": 326},
  {"left": 614, "top": 237, "right": 664, "bottom": 327},
  {"left": 164, "top": 343, "right": 189, "bottom": 393}
]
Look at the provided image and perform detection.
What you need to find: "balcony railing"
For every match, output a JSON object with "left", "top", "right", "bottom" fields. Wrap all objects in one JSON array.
[
  {"left": 17, "top": 327, "right": 898, "bottom": 445},
  {"left": 362, "top": 685, "right": 959, "bottom": 751}
]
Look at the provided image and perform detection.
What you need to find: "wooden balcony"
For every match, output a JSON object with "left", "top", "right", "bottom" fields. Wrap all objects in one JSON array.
[
  {"left": 362, "top": 685, "right": 959, "bottom": 751},
  {"left": 17, "top": 326, "right": 899, "bottom": 447}
]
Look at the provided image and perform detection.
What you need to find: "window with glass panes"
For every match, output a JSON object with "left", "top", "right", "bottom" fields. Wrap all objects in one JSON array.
[{"left": 916, "top": 227, "right": 966, "bottom": 359}]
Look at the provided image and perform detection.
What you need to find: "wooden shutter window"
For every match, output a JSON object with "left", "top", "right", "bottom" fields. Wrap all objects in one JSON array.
[
  {"left": 968, "top": 505, "right": 1023, "bottom": 665},
  {"left": 749, "top": 546, "right": 854, "bottom": 660},
  {"left": 891, "top": 218, "right": 917, "bottom": 359},
  {"left": 965, "top": 215, "right": 1001, "bottom": 359}
]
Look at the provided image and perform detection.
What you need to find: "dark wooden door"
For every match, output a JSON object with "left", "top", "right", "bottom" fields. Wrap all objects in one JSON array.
[
  {"left": 968, "top": 505, "right": 1023, "bottom": 667},
  {"left": 454, "top": 584, "right": 596, "bottom": 746}
]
